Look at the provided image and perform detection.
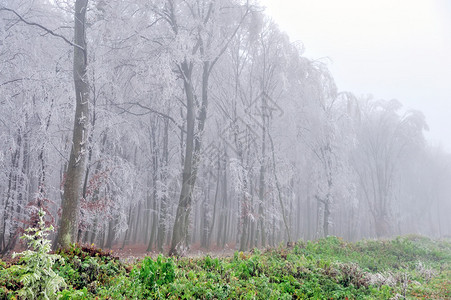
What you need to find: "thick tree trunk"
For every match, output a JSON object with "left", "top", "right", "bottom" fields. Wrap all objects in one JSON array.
[
  {"left": 56, "top": 0, "right": 89, "bottom": 249},
  {"left": 169, "top": 66, "right": 196, "bottom": 256},
  {"left": 169, "top": 61, "right": 210, "bottom": 256}
]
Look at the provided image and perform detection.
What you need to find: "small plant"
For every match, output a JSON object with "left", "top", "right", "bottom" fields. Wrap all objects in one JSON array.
[
  {"left": 10, "top": 209, "right": 66, "bottom": 300},
  {"left": 137, "top": 255, "right": 175, "bottom": 292}
]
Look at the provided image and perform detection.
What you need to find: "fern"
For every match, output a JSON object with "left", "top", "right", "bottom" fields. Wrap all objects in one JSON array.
[{"left": 10, "top": 209, "right": 66, "bottom": 300}]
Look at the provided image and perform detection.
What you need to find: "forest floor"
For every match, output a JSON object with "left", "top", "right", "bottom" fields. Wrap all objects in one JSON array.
[
  {"left": 1, "top": 235, "right": 451, "bottom": 299},
  {"left": 112, "top": 243, "right": 237, "bottom": 262}
]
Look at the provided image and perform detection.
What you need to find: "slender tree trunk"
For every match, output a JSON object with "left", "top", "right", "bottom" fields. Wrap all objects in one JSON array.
[
  {"left": 207, "top": 157, "right": 221, "bottom": 248},
  {"left": 157, "top": 120, "right": 169, "bottom": 252},
  {"left": 217, "top": 154, "right": 228, "bottom": 248},
  {"left": 258, "top": 92, "right": 267, "bottom": 247},
  {"left": 99, "top": 224, "right": 106, "bottom": 248},
  {"left": 323, "top": 198, "right": 331, "bottom": 237},
  {"left": 121, "top": 204, "right": 133, "bottom": 249},
  {"left": 0, "top": 129, "right": 22, "bottom": 255},
  {"left": 268, "top": 132, "right": 292, "bottom": 243},
  {"left": 89, "top": 216, "right": 98, "bottom": 244},
  {"left": 239, "top": 169, "right": 249, "bottom": 251},
  {"left": 200, "top": 181, "right": 210, "bottom": 248},
  {"left": 56, "top": 0, "right": 89, "bottom": 249},
  {"left": 105, "top": 217, "right": 116, "bottom": 249},
  {"left": 132, "top": 202, "right": 142, "bottom": 244},
  {"left": 7, "top": 126, "right": 29, "bottom": 252},
  {"left": 148, "top": 195, "right": 158, "bottom": 250},
  {"left": 222, "top": 213, "right": 229, "bottom": 248},
  {"left": 147, "top": 122, "right": 159, "bottom": 251},
  {"left": 306, "top": 195, "right": 312, "bottom": 239}
]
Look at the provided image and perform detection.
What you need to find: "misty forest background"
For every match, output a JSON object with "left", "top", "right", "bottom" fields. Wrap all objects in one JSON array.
[{"left": 0, "top": 0, "right": 450, "bottom": 257}]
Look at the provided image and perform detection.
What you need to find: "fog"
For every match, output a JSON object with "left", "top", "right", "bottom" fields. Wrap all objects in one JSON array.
[
  {"left": 261, "top": 0, "right": 451, "bottom": 151},
  {"left": 0, "top": 0, "right": 450, "bottom": 256}
]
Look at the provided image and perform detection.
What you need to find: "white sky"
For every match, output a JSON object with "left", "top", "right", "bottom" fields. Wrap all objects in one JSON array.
[{"left": 259, "top": 0, "right": 451, "bottom": 150}]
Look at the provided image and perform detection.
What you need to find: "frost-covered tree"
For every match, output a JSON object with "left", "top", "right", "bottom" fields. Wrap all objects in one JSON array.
[
  {"left": 352, "top": 98, "right": 427, "bottom": 237},
  {"left": 0, "top": 0, "right": 73, "bottom": 254}
]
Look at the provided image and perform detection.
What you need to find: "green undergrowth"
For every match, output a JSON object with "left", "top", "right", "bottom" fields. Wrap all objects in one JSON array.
[{"left": 1, "top": 235, "right": 450, "bottom": 299}]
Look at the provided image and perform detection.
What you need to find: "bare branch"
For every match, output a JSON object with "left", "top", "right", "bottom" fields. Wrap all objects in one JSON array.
[
  {"left": 0, "top": 78, "right": 25, "bottom": 87},
  {"left": 209, "top": 4, "right": 251, "bottom": 72},
  {"left": 0, "top": 6, "right": 84, "bottom": 51},
  {"left": 113, "top": 101, "right": 186, "bottom": 133}
]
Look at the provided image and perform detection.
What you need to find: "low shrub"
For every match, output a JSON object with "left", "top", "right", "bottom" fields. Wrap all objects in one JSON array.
[
  {"left": 2, "top": 235, "right": 449, "bottom": 299},
  {"left": 1, "top": 209, "right": 65, "bottom": 300}
]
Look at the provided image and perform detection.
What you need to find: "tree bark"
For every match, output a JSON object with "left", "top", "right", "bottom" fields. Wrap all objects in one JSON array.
[
  {"left": 268, "top": 131, "right": 292, "bottom": 243},
  {"left": 169, "top": 62, "right": 196, "bottom": 256},
  {"left": 56, "top": 0, "right": 89, "bottom": 249},
  {"left": 169, "top": 59, "right": 211, "bottom": 256},
  {"left": 157, "top": 119, "right": 169, "bottom": 252}
]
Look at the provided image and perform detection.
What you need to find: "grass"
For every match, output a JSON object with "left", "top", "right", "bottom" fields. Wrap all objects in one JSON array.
[{"left": 1, "top": 235, "right": 450, "bottom": 299}]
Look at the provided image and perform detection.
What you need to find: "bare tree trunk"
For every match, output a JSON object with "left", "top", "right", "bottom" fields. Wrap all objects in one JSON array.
[
  {"left": 157, "top": 120, "right": 169, "bottom": 252},
  {"left": 238, "top": 167, "right": 250, "bottom": 251},
  {"left": 200, "top": 176, "right": 212, "bottom": 249},
  {"left": 169, "top": 63, "right": 196, "bottom": 256},
  {"left": 147, "top": 121, "right": 159, "bottom": 251},
  {"left": 121, "top": 204, "right": 133, "bottom": 249},
  {"left": 148, "top": 195, "right": 158, "bottom": 251},
  {"left": 104, "top": 218, "right": 116, "bottom": 249},
  {"left": 169, "top": 61, "right": 210, "bottom": 256},
  {"left": 56, "top": 0, "right": 89, "bottom": 249},
  {"left": 88, "top": 216, "right": 98, "bottom": 244},
  {"left": 207, "top": 162, "right": 221, "bottom": 249},
  {"left": 258, "top": 160, "right": 266, "bottom": 247},
  {"left": 306, "top": 194, "right": 312, "bottom": 240},
  {"left": 216, "top": 153, "right": 228, "bottom": 248},
  {"left": 268, "top": 131, "right": 292, "bottom": 243},
  {"left": 323, "top": 198, "right": 331, "bottom": 237},
  {"left": 78, "top": 79, "right": 99, "bottom": 243},
  {"left": 1, "top": 129, "right": 22, "bottom": 255},
  {"left": 167, "top": 1, "right": 248, "bottom": 254},
  {"left": 249, "top": 182, "right": 256, "bottom": 249},
  {"left": 7, "top": 125, "right": 29, "bottom": 252},
  {"left": 258, "top": 91, "right": 268, "bottom": 247}
]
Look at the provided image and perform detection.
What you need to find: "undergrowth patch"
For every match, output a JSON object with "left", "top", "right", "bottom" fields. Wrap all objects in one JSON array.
[{"left": 0, "top": 235, "right": 450, "bottom": 299}]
